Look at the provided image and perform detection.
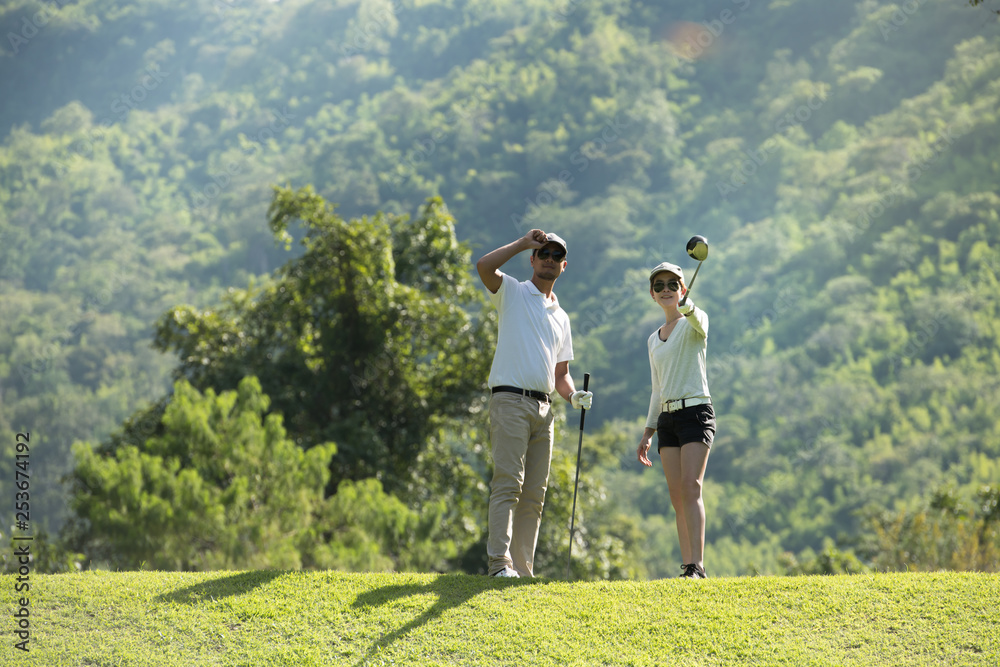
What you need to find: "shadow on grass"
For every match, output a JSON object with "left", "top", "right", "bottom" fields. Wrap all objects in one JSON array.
[
  {"left": 351, "top": 574, "right": 549, "bottom": 666},
  {"left": 155, "top": 570, "right": 286, "bottom": 604}
]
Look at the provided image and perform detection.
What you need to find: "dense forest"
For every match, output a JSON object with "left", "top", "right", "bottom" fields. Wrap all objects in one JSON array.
[{"left": 2, "top": 0, "right": 998, "bottom": 578}]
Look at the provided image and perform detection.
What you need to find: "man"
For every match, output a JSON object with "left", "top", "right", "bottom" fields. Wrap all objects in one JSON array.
[{"left": 475, "top": 228, "right": 594, "bottom": 578}]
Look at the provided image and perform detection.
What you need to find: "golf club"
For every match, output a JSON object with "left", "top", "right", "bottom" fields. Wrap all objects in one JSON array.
[
  {"left": 679, "top": 235, "right": 708, "bottom": 306},
  {"left": 566, "top": 372, "right": 590, "bottom": 580}
]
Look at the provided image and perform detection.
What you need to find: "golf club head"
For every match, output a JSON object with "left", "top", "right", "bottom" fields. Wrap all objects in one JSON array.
[
  {"left": 681, "top": 236, "right": 707, "bottom": 306},
  {"left": 686, "top": 235, "right": 709, "bottom": 262}
]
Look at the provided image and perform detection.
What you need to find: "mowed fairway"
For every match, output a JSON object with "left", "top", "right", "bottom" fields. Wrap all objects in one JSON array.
[{"left": 2, "top": 570, "right": 997, "bottom": 666}]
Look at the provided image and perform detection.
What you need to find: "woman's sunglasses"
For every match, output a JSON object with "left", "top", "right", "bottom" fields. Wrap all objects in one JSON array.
[
  {"left": 652, "top": 280, "right": 681, "bottom": 293},
  {"left": 536, "top": 247, "right": 566, "bottom": 262}
]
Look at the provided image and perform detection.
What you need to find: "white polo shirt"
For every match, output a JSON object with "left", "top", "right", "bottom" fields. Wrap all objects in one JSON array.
[{"left": 486, "top": 272, "right": 574, "bottom": 394}]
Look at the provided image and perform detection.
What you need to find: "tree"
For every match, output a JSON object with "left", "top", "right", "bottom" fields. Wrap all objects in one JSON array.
[
  {"left": 69, "top": 376, "right": 468, "bottom": 572},
  {"left": 862, "top": 486, "right": 1000, "bottom": 572},
  {"left": 69, "top": 377, "right": 336, "bottom": 570},
  {"left": 967, "top": 1, "right": 1000, "bottom": 16},
  {"left": 152, "top": 186, "right": 495, "bottom": 492}
]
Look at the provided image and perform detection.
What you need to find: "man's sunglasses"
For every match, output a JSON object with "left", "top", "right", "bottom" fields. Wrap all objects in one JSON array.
[
  {"left": 536, "top": 247, "right": 566, "bottom": 262},
  {"left": 652, "top": 279, "right": 681, "bottom": 293}
]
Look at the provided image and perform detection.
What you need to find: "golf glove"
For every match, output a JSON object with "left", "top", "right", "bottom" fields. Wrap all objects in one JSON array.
[
  {"left": 678, "top": 298, "right": 695, "bottom": 316},
  {"left": 570, "top": 390, "right": 593, "bottom": 410}
]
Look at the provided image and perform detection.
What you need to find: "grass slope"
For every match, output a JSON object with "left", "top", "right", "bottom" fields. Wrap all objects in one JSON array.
[{"left": 1, "top": 571, "right": 997, "bottom": 666}]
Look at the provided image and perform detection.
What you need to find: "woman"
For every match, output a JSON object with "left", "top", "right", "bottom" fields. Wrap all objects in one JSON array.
[{"left": 637, "top": 261, "right": 716, "bottom": 579}]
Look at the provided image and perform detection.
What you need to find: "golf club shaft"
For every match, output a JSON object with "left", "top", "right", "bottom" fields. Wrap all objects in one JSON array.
[
  {"left": 680, "top": 260, "right": 703, "bottom": 306},
  {"left": 687, "top": 260, "right": 704, "bottom": 290},
  {"left": 566, "top": 372, "right": 590, "bottom": 580}
]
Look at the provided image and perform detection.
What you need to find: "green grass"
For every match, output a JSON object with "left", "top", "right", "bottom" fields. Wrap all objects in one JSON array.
[{"left": 2, "top": 570, "right": 997, "bottom": 666}]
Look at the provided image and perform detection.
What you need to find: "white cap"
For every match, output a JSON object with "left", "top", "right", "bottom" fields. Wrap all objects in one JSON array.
[{"left": 649, "top": 261, "right": 684, "bottom": 284}]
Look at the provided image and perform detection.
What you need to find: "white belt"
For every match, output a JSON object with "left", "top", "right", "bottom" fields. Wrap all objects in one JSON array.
[{"left": 662, "top": 397, "right": 711, "bottom": 413}]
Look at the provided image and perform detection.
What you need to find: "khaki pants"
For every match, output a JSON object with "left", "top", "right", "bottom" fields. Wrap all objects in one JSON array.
[{"left": 487, "top": 392, "right": 555, "bottom": 577}]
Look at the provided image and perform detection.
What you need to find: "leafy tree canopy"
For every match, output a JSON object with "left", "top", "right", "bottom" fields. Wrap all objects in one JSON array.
[
  {"left": 70, "top": 376, "right": 336, "bottom": 570},
  {"left": 153, "top": 186, "right": 494, "bottom": 491},
  {"left": 3, "top": 0, "right": 999, "bottom": 577},
  {"left": 70, "top": 376, "right": 471, "bottom": 571}
]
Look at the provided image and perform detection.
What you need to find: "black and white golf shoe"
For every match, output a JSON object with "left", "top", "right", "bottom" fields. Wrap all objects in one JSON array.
[
  {"left": 492, "top": 566, "right": 520, "bottom": 578},
  {"left": 679, "top": 563, "right": 708, "bottom": 579}
]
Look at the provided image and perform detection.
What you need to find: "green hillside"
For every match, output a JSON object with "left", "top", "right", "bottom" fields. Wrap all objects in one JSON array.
[
  {"left": 2, "top": 570, "right": 998, "bottom": 665},
  {"left": 1, "top": 0, "right": 998, "bottom": 578}
]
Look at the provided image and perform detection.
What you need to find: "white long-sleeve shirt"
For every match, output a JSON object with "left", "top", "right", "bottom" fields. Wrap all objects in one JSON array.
[{"left": 645, "top": 308, "right": 710, "bottom": 429}]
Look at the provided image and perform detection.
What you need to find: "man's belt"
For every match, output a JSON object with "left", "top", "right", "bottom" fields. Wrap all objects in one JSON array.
[
  {"left": 662, "top": 397, "right": 711, "bottom": 413},
  {"left": 491, "top": 386, "right": 551, "bottom": 403}
]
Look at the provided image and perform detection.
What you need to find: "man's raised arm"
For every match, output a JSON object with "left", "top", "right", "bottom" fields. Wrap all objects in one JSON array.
[{"left": 475, "top": 229, "right": 548, "bottom": 293}]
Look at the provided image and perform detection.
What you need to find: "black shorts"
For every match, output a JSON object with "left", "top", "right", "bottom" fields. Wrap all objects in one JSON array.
[{"left": 656, "top": 403, "right": 716, "bottom": 450}]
